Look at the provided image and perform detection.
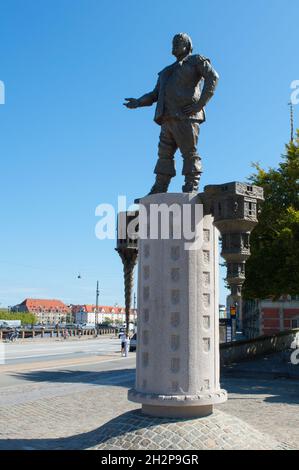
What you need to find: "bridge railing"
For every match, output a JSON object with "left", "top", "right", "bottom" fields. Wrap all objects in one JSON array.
[
  {"left": 0, "top": 327, "right": 116, "bottom": 341},
  {"left": 220, "top": 328, "right": 299, "bottom": 365}
]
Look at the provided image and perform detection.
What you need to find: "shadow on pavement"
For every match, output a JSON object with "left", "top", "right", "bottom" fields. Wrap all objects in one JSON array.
[
  {"left": 221, "top": 373, "right": 299, "bottom": 405},
  {"left": 11, "top": 368, "right": 136, "bottom": 388},
  {"left": 0, "top": 410, "right": 178, "bottom": 450}
]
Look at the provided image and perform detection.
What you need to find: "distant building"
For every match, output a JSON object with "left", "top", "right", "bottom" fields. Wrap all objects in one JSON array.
[
  {"left": 12, "top": 299, "right": 71, "bottom": 324},
  {"left": 219, "top": 305, "right": 227, "bottom": 319},
  {"left": 243, "top": 297, "right": 299, "bottom": 338},
  {"left": 71, "top": 305, "right": 137, "bottom": 325}
]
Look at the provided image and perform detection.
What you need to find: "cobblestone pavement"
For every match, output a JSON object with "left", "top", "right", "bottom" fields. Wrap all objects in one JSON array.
[
  {"left": 90, "top": 409, "right": 290, "bottom": 450},
  {"left": 0, "top": 353, "right": 298, "bottom": 450}
]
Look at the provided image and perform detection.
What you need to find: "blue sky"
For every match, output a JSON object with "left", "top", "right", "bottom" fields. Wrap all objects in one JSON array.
[{"left": 0, "top": 0, "right": 298, "bottom": 308}]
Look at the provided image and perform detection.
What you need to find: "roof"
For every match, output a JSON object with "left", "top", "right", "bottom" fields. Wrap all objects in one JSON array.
[
  {"left": 17, "top": 299, "right": 70, "bottom": 311},
  {"left": 71, "top": 305, "right": 137, "bottom": 314}
]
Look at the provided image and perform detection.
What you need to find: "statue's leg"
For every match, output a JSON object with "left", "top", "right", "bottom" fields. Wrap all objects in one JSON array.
[
  {"left": 173, "top": 121, "right": 202, "bottom": 193},
  {"left": 149, "top": 122, "right": 177, "bottom": 195}
]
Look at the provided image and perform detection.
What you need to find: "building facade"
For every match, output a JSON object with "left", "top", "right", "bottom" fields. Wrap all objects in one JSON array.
[
  {"left": 71, "top": 305, "right": 138, "bottom": 325},
  {"left": 12, "top": 299, "right": 71, "bottom": 324},
  {"left": 243, "top": 297, "right": 299, "bottom": 338}
]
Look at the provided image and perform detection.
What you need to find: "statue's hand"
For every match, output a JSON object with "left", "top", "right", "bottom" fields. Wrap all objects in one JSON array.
[
  {"left": 124, "top": 98, "right": 140, "bottom": 109},
  {"left": 182, "top": 103, "right": 202, "bottom": 116}
]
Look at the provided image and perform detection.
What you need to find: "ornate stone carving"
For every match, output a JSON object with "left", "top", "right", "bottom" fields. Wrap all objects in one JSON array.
[
  {"left": 203, "top": 316, "right": 210, "bottom": 329},
  {"left": 203, "top": 229, "right": 210, "bottom": 242},
  {"left": 171, "top": 246, "right": 180, "bottom": 261},
  {"left": 143, "top": 330, "right": 149, "bottom": 346},
  {"left": 171, "top": 290, "right": 180, "bottom": 305},
  {"left": 203, "top": 338, "right": 211, "bottom": 352},
  {"left": 203, "top": 272, "right": 210, "bottom": 286},
  {"left": 144, "top": 309, "right": 149, "bottom": 322},
  {"left": 170, "top": 335, "right": 180, "bottom": 351},
  {"left": 143, "top": 266, "right": 150, "bottom": 280},
  {"left": 203, "top": 293, "right": 210, "bottom": 307},
  {"left": 171, "top": 312, "right": 180, "bottom": 328},
  {"left": 203, "top": 250, "right": 210, "bottom": 264},
  {"left": 171, "top": 268, "right": 180, "bottom": 282},
  {"left": 142, "top": 352, "right": 149, "bottom": 367},
  {"left": 171, "top": 358, "right": 180, "bottom": 373},
  {"left": 143, "top": 286, "right": 150, "bottom": 301}
]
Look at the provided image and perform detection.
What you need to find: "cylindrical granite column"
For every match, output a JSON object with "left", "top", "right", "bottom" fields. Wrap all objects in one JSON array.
[{"left": 128, "top": 194, "right": 227, "bottom": 418}]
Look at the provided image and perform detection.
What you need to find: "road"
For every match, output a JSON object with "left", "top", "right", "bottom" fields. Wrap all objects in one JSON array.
[
  {"left": 0, "top": 336, "right": 128, "bottom": 388},
  {"left": 1, "top": 337, "right": 120, "bottom": 365}
]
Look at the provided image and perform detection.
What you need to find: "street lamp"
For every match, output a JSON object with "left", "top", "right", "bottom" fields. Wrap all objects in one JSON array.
[
  {"left": 115, "top": 211, "right": 138, "bottom": 337},
  {"left": 95, "top": 281, "right": 99, "bottom": 329}
]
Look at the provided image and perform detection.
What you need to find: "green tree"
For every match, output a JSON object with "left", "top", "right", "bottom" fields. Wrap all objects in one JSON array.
[
  {"left": 0, "top": 311, "right": 37, "bottom": 325},
  {"left": 102, "top": 317, "right": 114, "bottom": 327},
  {"left": 243, "top": 131, "right": 299, "bottom": 299}
]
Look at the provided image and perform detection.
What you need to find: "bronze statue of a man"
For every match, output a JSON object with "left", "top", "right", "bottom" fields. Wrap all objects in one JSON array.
[{"left": 124, "top": 33, "right": 219, "bottom": 194}]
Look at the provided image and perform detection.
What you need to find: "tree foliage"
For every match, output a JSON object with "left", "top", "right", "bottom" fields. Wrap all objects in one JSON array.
[
  {"left": 243, "top": 131, "right": 299, "bottom": 299},
  {"left": 0, "top": 310, "right": 37, "bottom": 325}
]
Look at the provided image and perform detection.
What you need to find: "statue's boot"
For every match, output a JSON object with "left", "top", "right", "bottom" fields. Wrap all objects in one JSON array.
[
  {"left": 182, "top": 155, "right": 201, "bottom": 193},
  {"left": 182, "top": 174, "right": 200, "bottom": 193},
  {"left": 135, "top": 174, "right": 171, "bottom": 203},
  {"left": 148, "top": 174, "right": 172, "bottom": 195}
]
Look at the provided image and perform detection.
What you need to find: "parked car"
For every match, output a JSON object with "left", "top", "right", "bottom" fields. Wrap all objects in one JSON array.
[
  {"left": 129, "top": 333, "right": 137, "bottom": 352},
  {"left": 65, "top": 323, "right": 77, "bottom": 329},
  {"left": 0, "top": 320, "right": 21, "bottom": 329},
  {"left": 79, "top": 323, "right": 96, "bottom": 330},
  {"left": 35, "top": 324, "right": 46, "bottom": 329}
]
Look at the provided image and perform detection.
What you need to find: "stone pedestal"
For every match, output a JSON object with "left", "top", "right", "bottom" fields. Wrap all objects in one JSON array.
[{"left": 128, "top": 193, "right": 227, "bottom": 418}]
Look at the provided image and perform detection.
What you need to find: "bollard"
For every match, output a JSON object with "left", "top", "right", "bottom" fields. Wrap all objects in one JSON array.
[{"left": 22, "top": 330, "right": 25, "bottom": 339}]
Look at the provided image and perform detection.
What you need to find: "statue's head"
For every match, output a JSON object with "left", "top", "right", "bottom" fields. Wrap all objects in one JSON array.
[{"left": 172, "top": 33, "right": 193, "bottom": 59}]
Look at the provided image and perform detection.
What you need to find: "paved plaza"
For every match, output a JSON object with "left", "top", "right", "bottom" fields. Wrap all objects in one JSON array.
[{"left": 0, "top": 349, "right": 298, "bottom": 450}]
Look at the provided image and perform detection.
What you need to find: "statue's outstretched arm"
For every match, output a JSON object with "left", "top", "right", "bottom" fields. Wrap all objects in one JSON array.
[{"left": 124, "top": 79, "right": 159, "bottom": 109}]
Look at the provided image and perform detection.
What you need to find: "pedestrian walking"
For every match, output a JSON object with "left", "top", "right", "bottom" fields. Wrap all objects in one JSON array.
[
  {"left": 124, "top": 334, "right": 130, "bottom": 357},
  {"left": 63, "top": 329, "right": 69, "bottom": 340},
  {"left": 120, "top": 331, "right": 126, "bottom": 356}
]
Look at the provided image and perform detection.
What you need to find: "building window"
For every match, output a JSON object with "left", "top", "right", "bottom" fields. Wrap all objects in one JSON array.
[{"left": 291, "top": 319, "right": 299, "bottom": 329}]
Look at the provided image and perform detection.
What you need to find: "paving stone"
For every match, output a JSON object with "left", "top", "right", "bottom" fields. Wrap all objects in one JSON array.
[
  {"left": 0, "top": 352, "right": 298, "bottom": 450},
  {"left": 89, "top": 409, "right": 293, "bottom": 450}
]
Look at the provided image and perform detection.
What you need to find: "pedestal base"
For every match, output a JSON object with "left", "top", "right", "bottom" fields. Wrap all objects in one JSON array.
[
  {"left": 142, "top": 404, "right": 213, "bottom": 419},
  {"left": 128, "top": 388, "right": 227, "bottom": 419},
  {"left": 133, "top": 193, "right": 227, "bottom": 418}
]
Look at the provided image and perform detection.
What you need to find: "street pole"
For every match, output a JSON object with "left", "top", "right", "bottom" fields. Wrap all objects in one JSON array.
[
  {"left": 115, "top": 211, "right": 138, "bottom": 338},
  {"left": 133, "top": 292, "right": 136, "bottom": 324},
  {"left": 95, "top": 281, "right": 99, "bottom": 329}
]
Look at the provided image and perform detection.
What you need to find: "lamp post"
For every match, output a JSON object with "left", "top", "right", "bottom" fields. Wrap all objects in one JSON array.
[
  {"left": 204, "top": 182, "right": 264, "bottom": 333},
  {"left": 115, "top": 211, "right": 138, "bottom": 337},
  {"left": 95, "top": 281, "right": 99, "bottom": 330}
]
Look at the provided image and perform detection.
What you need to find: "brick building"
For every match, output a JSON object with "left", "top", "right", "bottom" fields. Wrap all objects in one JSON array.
[
  {"left": 12, "top": 299, "right": 71, "bottom": 324},
  {"left": 243, "top": 297, "right": 299, "bottom": 338}
]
